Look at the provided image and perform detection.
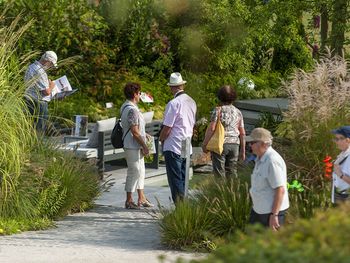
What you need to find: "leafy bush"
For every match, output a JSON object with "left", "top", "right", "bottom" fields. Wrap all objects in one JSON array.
[
  {"left": 30, "top": 140, "right": 100, "bottom": 218},
  {"left": 191, "top": 204, "right": 350, "bottom": 263}
]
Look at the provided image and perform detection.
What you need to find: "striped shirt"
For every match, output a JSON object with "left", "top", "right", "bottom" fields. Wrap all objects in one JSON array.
[{"left": 24, "top": 61, "right": 49, "bottom": 101}]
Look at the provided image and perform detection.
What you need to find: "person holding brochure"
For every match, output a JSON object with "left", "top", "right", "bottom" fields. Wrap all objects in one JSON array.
[
  {"left": 331, "top": 126, "right": 350, "bottom": 204},
  {"left": 24, "top": 51, "right": 58, "bottom": 132},
  {"left": 121, "top": 82, "right": 154, "bottom": 209}
]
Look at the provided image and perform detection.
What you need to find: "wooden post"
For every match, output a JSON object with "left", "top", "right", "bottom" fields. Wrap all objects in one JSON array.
[{"left": 181, "top": 137, "right": 191, "bottom": 198}]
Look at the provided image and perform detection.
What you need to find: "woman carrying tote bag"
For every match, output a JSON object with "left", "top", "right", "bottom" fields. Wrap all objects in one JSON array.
[{"left": 202, "top": 85, "right": 246, "bottom": 178}]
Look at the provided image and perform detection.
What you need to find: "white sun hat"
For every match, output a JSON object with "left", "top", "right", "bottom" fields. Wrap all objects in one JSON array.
[{"left": 167, "top": 72, "right": 187, "bottom": 86}]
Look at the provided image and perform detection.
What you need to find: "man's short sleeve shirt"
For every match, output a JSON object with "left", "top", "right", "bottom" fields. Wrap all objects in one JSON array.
[
  {"left": 249, "top": 147, "right": 290, "bottom": 214},
  {"left": 162, "top": 93, "right": 197, "bottom": 155}
]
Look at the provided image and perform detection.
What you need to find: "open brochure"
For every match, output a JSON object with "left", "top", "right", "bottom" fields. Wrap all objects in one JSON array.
[
  {"left": 42, "top": 75, "right": 78, "bottom": 102},
  {"left": 140, "top": 92, "right": 154, "bottom": 103},
  {"left": 146, "top": 136, "right": 156, "bottom": 154}
]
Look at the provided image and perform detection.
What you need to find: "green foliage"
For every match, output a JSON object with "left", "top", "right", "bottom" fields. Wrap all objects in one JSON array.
[
  {"left": 0, "top": 15, "right": 37, "bottom": 218},
  {"left": 30, "top": 140, "right": 100, "bottom": 218},
  {"left": 191, "top": 204, "right": 350, "bottom": 263},
  {"left": 2, "top": 0, "right": 118, "bottom": 102},
  {"left": 0, "top": 15, "right": 99, "bottom": 228},
  {"left": 0, "top": 217, "right": 53, "bottom": 235},
  {"left": 185, "top": 71, "right": 283, "bottom": 119},
  {"left": 195, "top": 177, "right": 251, "bottom": 236},
  {"left": 50, "top": 93, "right": 107, "bottom": 123},
  {"left": 100, "top": 0, "right": 173, "bottom": 77},
  {"left": 159, "top": 177, "right": 251, "bottom": 250},
  {"left": 288, "top": 182, "right": 331, "bottom": 219},
  {"left": 37, "top": 184, "right": 67, "bottom": 219},
  {"left": 159, "top": 200, "right": 213, "bottom": 250},
  {"left": 277, "top": 55, "right": 350, "bottom": 188},
  {"left": 257, "top": 112, "right": 283, "bottom": 136}
]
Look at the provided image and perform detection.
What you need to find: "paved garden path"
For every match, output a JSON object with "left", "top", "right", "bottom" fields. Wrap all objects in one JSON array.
[{"left": 0, "top": 166, "right": 201, "bottom": 263}]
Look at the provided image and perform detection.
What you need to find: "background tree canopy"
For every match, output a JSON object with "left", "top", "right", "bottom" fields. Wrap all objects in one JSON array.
[{"left": 0, "top": 0, "right": 349, "bottom": 121}]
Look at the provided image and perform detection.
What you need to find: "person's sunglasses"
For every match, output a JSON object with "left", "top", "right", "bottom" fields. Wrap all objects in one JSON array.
[
  {"left": 333, "top": 137, "right": 346, "bottom": 142},
  {"left": 248, "top": 141, "right": 259, "bottom": 145}
]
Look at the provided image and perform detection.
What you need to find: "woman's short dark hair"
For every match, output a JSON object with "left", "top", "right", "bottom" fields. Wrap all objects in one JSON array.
[
  {"left": 217, "top": 85, "right": 237, "bottom": 104},
  {"left": 124, "top": 82, "right": 141, "bottom": 100}
]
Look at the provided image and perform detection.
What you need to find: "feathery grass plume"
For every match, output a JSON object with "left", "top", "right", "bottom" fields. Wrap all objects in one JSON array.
[
  {"left": 0, "top": 13, "right": 38, "bottom": 217},
  {"left": 277, "top": 51, "right": 350, "bottom": 213}
]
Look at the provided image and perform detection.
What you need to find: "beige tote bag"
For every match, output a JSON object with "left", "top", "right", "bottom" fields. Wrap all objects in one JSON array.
[{"left": 206, "top": 107, "right": 224, "bottom": 155}]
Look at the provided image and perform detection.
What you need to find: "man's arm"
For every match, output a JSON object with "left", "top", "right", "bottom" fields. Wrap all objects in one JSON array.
[
  {"left": 159, "top": 125, "right": 172, "bottom": 142},
  {"left": 42, "top": 80, "right": 56, "bottom": 96},
  {"left": 269, "top": 186, "right": 285, "bottom": 231}
]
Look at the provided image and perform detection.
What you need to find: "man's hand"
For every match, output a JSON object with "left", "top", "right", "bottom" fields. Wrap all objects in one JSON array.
[
  {"left": 44, "top": 80, "right": 55, "bottom": 96},
  {"left": 159, "top": 125, "right": 172, "bottom": 142},
  {"left": 49, "top": 80, "right": 55, "bottom": 90}
]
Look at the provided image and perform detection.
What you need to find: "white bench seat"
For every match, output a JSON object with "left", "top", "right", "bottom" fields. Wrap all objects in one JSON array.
[{"left": 59, "top": 139, "right": 125, "bottom": 159}]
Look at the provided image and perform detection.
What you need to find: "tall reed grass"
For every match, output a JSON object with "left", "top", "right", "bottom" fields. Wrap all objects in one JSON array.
[
  {"left": 275, "top": 53, "right": 350, "bottom": 217},
  {"left": 0, "top": 14, "right": 99, "bottom": 226},
  {"left": 279, "top": 53, "right": 350, "bottom": 186},
  {"left": 0, "top": 14, "right": 38, "bottom": 218}
]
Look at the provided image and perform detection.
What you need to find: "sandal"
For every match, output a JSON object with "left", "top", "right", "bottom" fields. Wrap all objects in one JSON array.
[
  {"left": 138, "top": 199, "right": 154, "bottom": 208},
  {"left": 125, "top": 201, "right": 140, "bottom": 209}
]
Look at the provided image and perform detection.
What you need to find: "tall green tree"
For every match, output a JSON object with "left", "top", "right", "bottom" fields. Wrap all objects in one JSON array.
[{"left": 330, "top": 0, "right": 349, "bottom": 56}]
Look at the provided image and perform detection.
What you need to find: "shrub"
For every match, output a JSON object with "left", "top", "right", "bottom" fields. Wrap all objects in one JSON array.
[
  {"left": 159, "top": 199, "right": 213, "bottom": 250},
  {"left": 277, "top": 53, "right": 350, "bottom": 188},
  {"left": 0, "top": 16, "right": 37, "bottom": 218},
  {"left": 195, "top": 177, "right": 251, "bottom": 236},
  {"left": 31, "top": 140, "right": 100, "bottom": 218},
  {"left": 0, "top": 15, "right": 99, "bottom": 232},
  {"left": 159, "top": 176, "right": 251, "bottom": 250},
  {"left": 190, "top": 203, "right": 350, "bottom": 263}
]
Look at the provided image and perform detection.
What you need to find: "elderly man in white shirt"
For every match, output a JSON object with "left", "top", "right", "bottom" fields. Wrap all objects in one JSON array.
[
  {"left": 246, "top": 127, "right": 289, "bottom": 230},
  {"left": 159, "top": 72, "right": 197, "bottom": 203}
]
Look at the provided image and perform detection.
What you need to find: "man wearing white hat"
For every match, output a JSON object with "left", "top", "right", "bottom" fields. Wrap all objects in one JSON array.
[
  {"left": 24, "top": 51, "right": 58, "bottom": 131},
  {"left": 245, "top": 127, "right": 289, "bottom": 230},
  {"left": 159, "top": 72, "right": 197, "bottom": 203}
]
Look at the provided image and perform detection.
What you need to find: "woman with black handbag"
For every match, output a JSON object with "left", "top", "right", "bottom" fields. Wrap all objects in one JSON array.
[{"left": 121, "top": 82, "right": 153, "bottom": 209}]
